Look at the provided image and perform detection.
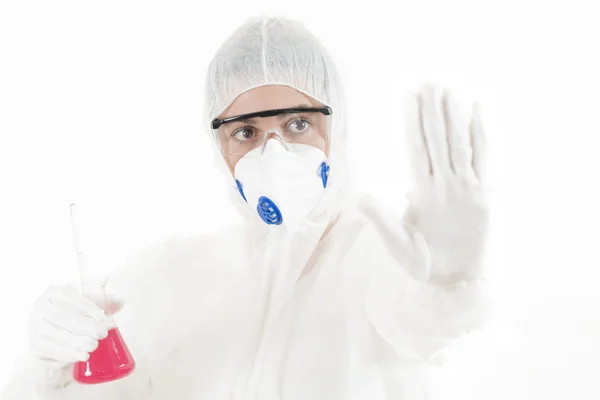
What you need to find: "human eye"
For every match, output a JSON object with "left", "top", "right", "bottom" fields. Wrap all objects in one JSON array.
[
  {"left": 231, "top": 127, "right": 257, "bottom": 142},
  {"left": 286, "top": 117, "right": 312, "bottom": 134}
]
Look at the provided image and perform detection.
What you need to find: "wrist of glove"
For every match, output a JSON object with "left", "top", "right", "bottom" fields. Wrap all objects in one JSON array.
[{"left": 30, "top": 357, "right": 74, "bottom": 390}]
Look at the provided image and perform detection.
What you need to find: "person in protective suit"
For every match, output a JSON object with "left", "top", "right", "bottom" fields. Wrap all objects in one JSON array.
[{"left": 2, "top": 15, "right": 489, "bottom": 400}]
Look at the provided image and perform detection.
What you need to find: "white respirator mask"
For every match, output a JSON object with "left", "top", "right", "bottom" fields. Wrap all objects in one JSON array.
[{"left": 234, "top": 135, "right": 330, "bottom": 231}]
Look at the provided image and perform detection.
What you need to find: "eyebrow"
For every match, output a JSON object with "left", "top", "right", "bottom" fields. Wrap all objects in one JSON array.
[
  {"left": 275, "top": 104, "right": 312, "bottom": 119},
  {"left": 235, "top": 118, "right": 257, "bottom": 125}
]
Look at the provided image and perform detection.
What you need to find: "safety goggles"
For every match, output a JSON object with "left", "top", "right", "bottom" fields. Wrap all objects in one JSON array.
[{"left": 211, "top": 106, "right": 332, "bottom": 159}]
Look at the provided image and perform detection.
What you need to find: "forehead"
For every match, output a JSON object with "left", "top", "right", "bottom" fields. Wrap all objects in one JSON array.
[{"left": 219, "top": 85, "right": 321, "bottom": 119}]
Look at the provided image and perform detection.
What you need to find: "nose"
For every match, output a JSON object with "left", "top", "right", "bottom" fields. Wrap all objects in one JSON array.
[
  {"left": 259, "top": 131, "right": 290, "bottom": 158},
  {"left": 265, "top": 131, "right": 281, "bottom": 142},
  {"left": 260, "top": 139, "right": 287, "bottom": 161}
]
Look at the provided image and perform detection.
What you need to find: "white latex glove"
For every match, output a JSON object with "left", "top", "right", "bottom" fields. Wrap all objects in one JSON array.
[
  {"left": 28, "top": 284, "right": 124, "bottom": 386},
  {"left": 403, "top": 83, "right": 488, "bottom": 284}
]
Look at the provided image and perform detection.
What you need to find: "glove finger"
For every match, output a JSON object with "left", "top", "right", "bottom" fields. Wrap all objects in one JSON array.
[
  {"left": 469, "top": 102, "right": 487, "bottom": 182},
  {"left": 42, "top": 303, "right": 108, "bottom": 340},
  {"left": 33, "top": 337, "right": 89, "bottom": 364},
  {"left": 49, "top": 286, "right": 106, "bottom": 322},
  {"left": 405, "top": 91, "right": 433, "bottom": 191},
  {"left": 61, "top": 288, "right": 124, "bottom": 316},
  {"left": 37, "top": 322, "right": 99, "bottom": 354},
  {"left": 418, "top": 83, "right": 452, "bottom": 180},
  {"left": 442, "top": 89, "right": 478, "bottom": 183}
]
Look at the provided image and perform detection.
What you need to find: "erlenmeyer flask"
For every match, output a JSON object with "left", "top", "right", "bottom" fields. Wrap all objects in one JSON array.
[{"left": 72, "top": 276, "right": 136, "bottom": 384}]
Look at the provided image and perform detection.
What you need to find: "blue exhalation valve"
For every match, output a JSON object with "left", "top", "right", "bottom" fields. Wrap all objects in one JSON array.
[
  {"left": 257, "top": 196, "right": 283, "bottom": 225},
  {"left": 236, "top": 180, "right": 247, "bottom": 202},
  {"left": 320, "top": 162, "right": 330, "bottom": 188}
]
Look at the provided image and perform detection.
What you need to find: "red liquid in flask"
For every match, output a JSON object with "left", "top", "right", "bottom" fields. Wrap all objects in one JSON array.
[{"left": 73, "top": 327, "right": 136, "bottom": 384}]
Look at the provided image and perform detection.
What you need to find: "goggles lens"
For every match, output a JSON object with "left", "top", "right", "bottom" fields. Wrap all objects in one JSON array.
[{"left": 212, "top": 106, "right": 332, "bottom": 158}]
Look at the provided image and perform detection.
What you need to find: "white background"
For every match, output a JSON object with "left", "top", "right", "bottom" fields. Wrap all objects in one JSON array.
[{"left": 1, "top": 1, "right": 599, "bottom": 399}]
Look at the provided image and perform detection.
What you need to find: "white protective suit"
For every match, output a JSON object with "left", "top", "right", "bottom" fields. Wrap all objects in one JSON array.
[{"left": 2, "top": 15, "right": 488, "bottom": 400}]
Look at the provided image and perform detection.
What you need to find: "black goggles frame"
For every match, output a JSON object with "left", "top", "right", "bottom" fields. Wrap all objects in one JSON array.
[{"left": 211, "top": 106, "right": 333, "bottom": 130}]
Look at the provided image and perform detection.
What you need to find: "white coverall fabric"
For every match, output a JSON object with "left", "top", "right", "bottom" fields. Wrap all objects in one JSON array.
[{"left": 2, "top": 15, "right": 486, "bottom": 400}]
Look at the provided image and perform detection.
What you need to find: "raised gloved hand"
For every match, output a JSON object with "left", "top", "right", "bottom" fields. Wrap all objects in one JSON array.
[
  {"left": 28, "top": 283, "right": 124, "bottom": 386},
  {"left": 403, "top": 83, "right": 488, "bottom": 284}
]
